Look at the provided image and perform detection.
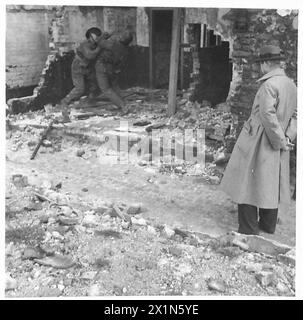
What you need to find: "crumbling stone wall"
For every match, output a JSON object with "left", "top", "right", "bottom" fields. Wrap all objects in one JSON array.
[
  {"left": 6, "top": 5, "right": 55, "bottom": 91},
  {"left": 7, "top": 51, "right": 74, "bottom": 114},
  {"left": 223, "top": 9, "right": 298, "bottom": 133}
]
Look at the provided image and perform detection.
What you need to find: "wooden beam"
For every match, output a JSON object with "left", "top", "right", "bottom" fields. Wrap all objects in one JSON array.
[
  {"left": 149, "top": 10, "right": 153, "bottom": 88},
  {"left": 168, "top": 8, "right": 181, "bottom": 116},
  {"left": 179, "top": 9, "right": 185, "bottom": 91}
]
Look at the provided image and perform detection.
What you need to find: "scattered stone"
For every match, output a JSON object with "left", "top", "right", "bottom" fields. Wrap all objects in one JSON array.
[
  {"left": 174, "top": 263, "right": 192, "bottom": 277},
  {"left": 57, "top": 284, "right": 65, "bottom": 291},
  {"left": 58, "top": 216, "right": 79, "bottom": 226},
  {"left": 277, "top": 248, "right": 295, "bottom": 266},
  {"left": 105, "top": 207, "right": 118, "bottom": 218},
  {"left": 147, "top": 225, "right": 157, "bottom": 235},
  {"left": 82, "top": 214, "right": 99, "bottom": 227},
  {"left": 88, "top": 284, "right": 100, "bottom": 296},
  {"left": 5, "top": 242, "right": 14, "bottom": 257},
  {"left": 276, "top": 282, "right": 289, "bottom": 294},
  {"left": 131, "top": 217, "right": 147, "bottom": 226},
  {"left": 23, "top": 246, "right": 44, "bottom": 260},
  {"left": 205, "top": 152, "right": 214, "bottom": 163},
  {"left": 207, "top": 134, "right": 224, "bottom": 142},
  {"left": 74, "top": 225, "right": 86, "bottom": 234},
  {"left": 37, "top": 287, "right": 61, "bottom": 297},
  {"left": 11, "top": 174, "right": 28, "bottom": 188},
  {"left": 246, "top": 236, "right": 291, "bottom": 256},
  {"left": 214, "top": 152, "right": 230, "bottom": 165},
  {"left": 245, "top": 263, "right": 263, "bottom": 273},
  {"left": 207, "top": 279, "right": 226, "bottom": 293},
  {"left": 41, "top": 180, "right": 54, "bottom": 190},
  {"left": 189, "top": 237, "right": 199, "bottom": 246},
  {"left": 255, "top": 271, "right": 276, "bottom": 287},
  {"left": 60, "top": 206, "right": 74, "bottom": 216},
  {"left": 178, "top": 98, "right": 188, "bottom": 106},
  {"left": 81, "top": 271, "right": 98, "bottom": 281},
  {"left": 208, "top": 176, "right": 220, "bottom": 184},
  {"left": 174, "top": 228, "right": 190, "bottom": 238},
  {"left": 54, "top": 182, "right": 62, "bottom": 190},
  {"left": 232, "top": 239, "right": 249, "bottom": 251},
  {"left": 204, "top": 252, "right": 212, "bottom": 260},
  {"left": 34, "top": 254, "right": 75, "bottom": 269},
  {"left": 145, "top": 167, "right": 157, "bottom": 175},
  {"left": 94, "top": 258, "right": 111, "bottom": 269},
  {"left": 133, "top": 120, "right": 151, "bottom": 126},
  {"left": 5, "top": 274, "right": 17, "bottom": 291},
  {"left": 25, "top": 202, "right": 43, "bottom": 211},
  {"left": 47, "top": 217, "right": 57, "bottom": 225},
  {"left": 168, "top": 246, "right": 183, "bottom": 258},
  {"left": 39, "top": 244, "right": 55, "bottom": 256},
  {"left": 94, "top": 229, "right": 122, "bottom": 239},
  {"left": 11, "top": 142, "right": 23, "bottom": 152},
  {"left": 162, "top": 226, "right": 175, "bottom": 238},
  {"left": 94, "top": 206, "right": 109, "bottom": 215},
  {"left": 76, "top": 149, "right": 85, "bottom": 157},
  {"left": 42, "top": 139, "right": 52, "bottom": 147},
  {"left": 126, "top": 203, "right": 142, "bottom": 215},
  {"left": 52, "top": 231, "right": 64, "bottom": 240},
  {"left": 82, "top": 187, "right": 89, "bottom": 192},
  {"left": 145, "top": 122, "right": 166, "bottom": 133},
  {"left": 217, "top": 246, "right": 242, "bottom": 258},
  {"left": 138, "top": 160, "right": 148, "bottom": 166},
  {"left": 33, "top": 269, "right": 42, "bottom": 279}
]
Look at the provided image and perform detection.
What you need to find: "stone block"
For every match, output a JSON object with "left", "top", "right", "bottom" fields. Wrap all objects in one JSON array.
[
  {"left": 277, "top": 248, "right": 295, "bottom": 266},
  {"left": 230, "top": 232, "right": 292, "bottom": 257}
]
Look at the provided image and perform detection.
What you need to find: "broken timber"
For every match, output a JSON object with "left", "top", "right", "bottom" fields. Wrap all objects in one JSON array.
[
  {"left": 30, "top": 119, "right": 54, "bottom": 160},
  {"left": 168, "top": 8, "right": 182, "bottom": 116}
]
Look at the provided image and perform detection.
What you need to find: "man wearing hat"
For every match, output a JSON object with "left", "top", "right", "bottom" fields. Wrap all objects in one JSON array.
[{"left": 219, "top": 45, "right": 297, "bottom": 235}]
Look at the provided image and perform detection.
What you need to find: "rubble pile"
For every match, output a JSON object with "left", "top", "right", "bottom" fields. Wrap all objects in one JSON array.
[
  {"left": 5, "top": 174, "right": 296, "bottom": 297},
  {"left": 7, "top": 88, "right": 237, "bottom": 186}
]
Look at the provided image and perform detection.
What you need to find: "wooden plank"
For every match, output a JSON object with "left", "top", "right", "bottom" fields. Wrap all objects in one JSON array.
[
  {"left": 168, "top": 8, "right": 181, "bottom": 116},
  {"left": 179, "top": 9, "right": 185, "bottom": 91},
  {"left": 149, "top": 10, "right": 153, "bottom": 88}
]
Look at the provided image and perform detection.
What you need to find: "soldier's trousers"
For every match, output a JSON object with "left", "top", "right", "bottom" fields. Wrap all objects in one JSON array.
[
  {"left": 238, "top": 204, "right": 278, "bottom": 235},
  {"left": 95, "top": 61, "right": 125, "bottom": 109},
  {"left": 61, "top": 59, "right": 97, "bottom": 105}
]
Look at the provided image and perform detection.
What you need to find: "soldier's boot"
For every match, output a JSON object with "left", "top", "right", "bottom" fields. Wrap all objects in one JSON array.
[{"left": 103, "top": 88, "right": 126, "bottom": 110}]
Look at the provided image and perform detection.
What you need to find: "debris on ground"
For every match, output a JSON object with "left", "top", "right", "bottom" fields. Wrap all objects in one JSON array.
[
  {"left": 5, "top": 176, "right": 295, "bottom": 297},
  {"left": 5, "top": 87, "right": 296, "bottom": 297}
]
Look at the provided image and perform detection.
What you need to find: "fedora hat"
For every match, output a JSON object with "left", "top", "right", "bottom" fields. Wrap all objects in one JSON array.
[{"left": 255, "top": 45, "right": 285, "bottom": 62}]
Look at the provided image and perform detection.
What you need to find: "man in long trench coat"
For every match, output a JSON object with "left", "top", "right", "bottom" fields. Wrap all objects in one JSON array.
[{"left": 219, "top": 45, "right": 297, "bottom": 235}]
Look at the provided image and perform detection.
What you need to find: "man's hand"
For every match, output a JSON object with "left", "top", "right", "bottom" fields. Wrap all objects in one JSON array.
[{"left": 282, "top": 137, "right": 295, "bottom": 151}]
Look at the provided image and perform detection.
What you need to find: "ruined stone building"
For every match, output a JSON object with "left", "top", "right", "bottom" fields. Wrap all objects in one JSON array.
[{"left": 6, "top": 5, "right": 298, "bottom": 129}]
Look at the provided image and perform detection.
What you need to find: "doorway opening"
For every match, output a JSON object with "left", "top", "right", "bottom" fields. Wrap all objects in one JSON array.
[{"left": 150, "top": 9, "right": 173, "bottom": 88}]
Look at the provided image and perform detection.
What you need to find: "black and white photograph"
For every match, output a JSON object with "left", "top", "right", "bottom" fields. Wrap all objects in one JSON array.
[{"left": 2, "top": 0, "right": 302, "bottom": 300}]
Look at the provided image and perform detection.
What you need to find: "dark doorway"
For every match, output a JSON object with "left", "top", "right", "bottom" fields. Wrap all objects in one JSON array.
[
  {"left": 184, "top": 23, "right": 233, "bottom": 106},
  {"left": 150, "top": 10, "right": 173, "bottom": 88},
  {"left": 198, "top": 40, "right": 232, "bottom": 105}
]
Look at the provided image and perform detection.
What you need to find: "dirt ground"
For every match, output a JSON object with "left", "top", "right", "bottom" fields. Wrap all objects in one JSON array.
[{"left": 5, "top": 96, "right": 296, "bottom": 297}]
